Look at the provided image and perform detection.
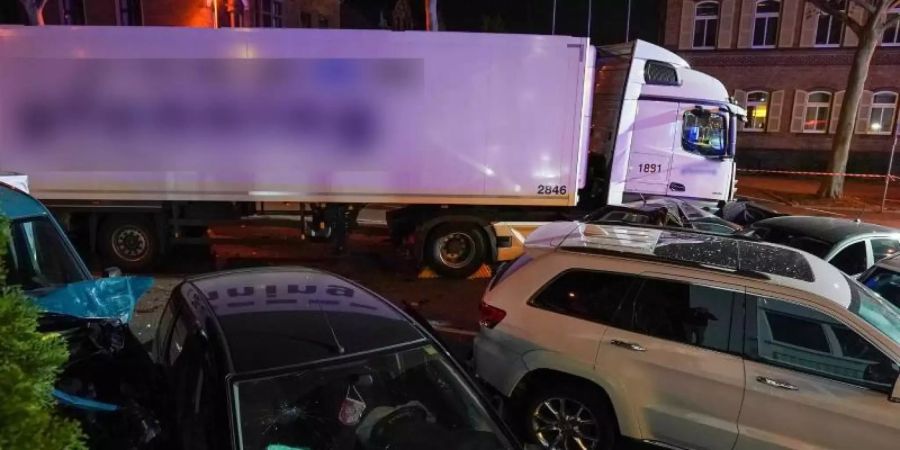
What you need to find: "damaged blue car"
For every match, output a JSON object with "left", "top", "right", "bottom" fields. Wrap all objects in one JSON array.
[{"left": 1, "top": 178, "right": 164, "bottom": 449}]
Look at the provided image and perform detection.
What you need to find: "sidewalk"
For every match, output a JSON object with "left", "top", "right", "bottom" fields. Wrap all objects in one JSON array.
[{"left": 737, "top": 175, "right": 900, "bottom": 228}]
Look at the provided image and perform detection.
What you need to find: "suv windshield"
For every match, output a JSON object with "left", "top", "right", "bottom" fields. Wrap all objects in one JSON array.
[
  {"left": 3, "top": 217, "right": 88, "bottom": 294},
  {"left": 848, "top": 275, "right": 900, "bottom": 347},
  {"left": 232, "top": 344, "right": 512, "bottom": 450}
]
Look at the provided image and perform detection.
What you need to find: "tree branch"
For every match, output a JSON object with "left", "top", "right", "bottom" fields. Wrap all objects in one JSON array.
[
  {"left": 848, "top": 0, "right": 876, "bottom": 15},
  {"left": 808, "top": 0, "right": 863, "bottom": 34}
]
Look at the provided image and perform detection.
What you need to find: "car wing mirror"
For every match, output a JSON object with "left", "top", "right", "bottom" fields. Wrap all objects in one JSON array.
[
  {"left": 103, "top": 267, "right": 122, "bottom": 278},
  {"left": 891, "top": 374, "right": 900, "bottom": 403}
]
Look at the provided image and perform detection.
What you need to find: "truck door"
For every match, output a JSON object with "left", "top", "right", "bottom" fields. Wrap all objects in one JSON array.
[
  {"left": 668, "top": 104, "right": 734, "bottom": 201},
  {"left": 623, "top": 100, "right": 679, "bottom": 196}
]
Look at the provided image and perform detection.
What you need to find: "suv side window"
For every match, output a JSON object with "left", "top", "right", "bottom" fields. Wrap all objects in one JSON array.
[
  {"left": 872, "top": 238, "right": 900, "bottom": 262},
  {"left": 530, "top": 270, "right": 636, "bottom": 325},
  {"left": 623, "top": 279, "right": 736, "bottom": 352},
  {"left": 830, "top": 241, "right": 867, "bottom": 274},
  {"left": 745, "top": 295, "right": 900, "bottom": 392}
]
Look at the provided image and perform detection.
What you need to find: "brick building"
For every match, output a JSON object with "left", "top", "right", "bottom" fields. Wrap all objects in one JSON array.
[
  {"left": 38, "top": 0, "right": 340, "bottom": 29},
  {"left": 664, "top": 0, "right": 900, "bottom": 172}
]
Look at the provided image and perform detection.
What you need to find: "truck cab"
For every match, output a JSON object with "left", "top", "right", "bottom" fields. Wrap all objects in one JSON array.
[{"left": 593, "top": 41, "right": 746, "bottom": 206}]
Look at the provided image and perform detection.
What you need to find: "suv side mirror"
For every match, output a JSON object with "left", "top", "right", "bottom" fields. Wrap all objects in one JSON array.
[
  {"left": 103, "top": 267, "right": 122, "bottom": 278},
  {"left": 891, "top": 374, "right": 900, "bottom": 403}
]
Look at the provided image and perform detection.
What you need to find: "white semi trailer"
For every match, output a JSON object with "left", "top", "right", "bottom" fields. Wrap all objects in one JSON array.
[{"left": 0, "top": 26, "right": 744, "bottom": 277}]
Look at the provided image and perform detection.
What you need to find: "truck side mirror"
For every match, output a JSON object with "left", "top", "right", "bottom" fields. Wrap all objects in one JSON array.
[
  {"left": 103, "top": 267, "right": 122, "bottom": 278},
  {"left": 891, "top": 373, "right": 900, "bottom": 403}
]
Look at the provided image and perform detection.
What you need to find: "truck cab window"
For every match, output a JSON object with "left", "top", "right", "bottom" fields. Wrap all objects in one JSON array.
[{"left": 682, "top": 110, "right": 726, "bottom": 157}]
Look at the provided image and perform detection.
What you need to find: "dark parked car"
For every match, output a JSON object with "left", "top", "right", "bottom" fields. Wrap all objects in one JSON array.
[
  {"left": 152, "top": 267, "right": 518, "bottom": 450},
  {"left": 744, "top": 216, "right": 900, "bottom": 276}
]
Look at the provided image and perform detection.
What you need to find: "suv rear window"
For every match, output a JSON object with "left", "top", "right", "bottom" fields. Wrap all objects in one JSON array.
[{"left": 529, "top": 270, "right": 635, "bottom": 325}]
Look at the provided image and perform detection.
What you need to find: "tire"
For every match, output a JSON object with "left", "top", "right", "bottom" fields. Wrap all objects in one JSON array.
[
  {"left": 425, "top": 222, "right": 487, "bottom": 278},
  {"left": 98, "top": 216, "right": 159, "bottom": 272},
  {"left": 523, "top": 383, "right": 617, "bottom": 450}
]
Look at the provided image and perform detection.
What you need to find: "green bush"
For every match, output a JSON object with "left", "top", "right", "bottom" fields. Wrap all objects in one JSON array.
[{"left": 0, "top": 215, "right": 84, "bottom": 450}]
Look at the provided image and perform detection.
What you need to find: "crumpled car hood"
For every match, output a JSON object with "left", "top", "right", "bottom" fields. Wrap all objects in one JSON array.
[{"left": 32, "top": 276, "right": 154, "bottom": 323}]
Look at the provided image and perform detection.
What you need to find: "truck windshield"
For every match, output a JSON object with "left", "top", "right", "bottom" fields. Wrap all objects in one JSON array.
[
  {"left": 2, "top": 217, "right": 89, "bottom": 295},
  {"left": 682, "top": 110, "right": 727, "bottom": 157},
  {"left": 232, "top": 344, "right": 512, "bottom": 450}
]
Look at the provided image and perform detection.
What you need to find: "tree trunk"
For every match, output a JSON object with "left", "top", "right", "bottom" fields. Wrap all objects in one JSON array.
[
  {"left": 19, "top": 0, "right": 47, "bottom": 25},
  {"left": 818, "top": 24, "right": 881, "bottom": 198}
]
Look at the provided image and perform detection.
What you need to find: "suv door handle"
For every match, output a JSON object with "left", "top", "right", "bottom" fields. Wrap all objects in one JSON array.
[
  {"left": 756, "top": 376, "right": 798, "bottom": 391},
  {"left": 610, "top": 340, "right": 646, "bottom": 352}
]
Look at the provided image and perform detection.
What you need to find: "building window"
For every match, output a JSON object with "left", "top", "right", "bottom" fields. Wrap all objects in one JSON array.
[
  {"left": 746, "top": 91, "right": 769, "bottom": 131},
  {"left": 259, "top": 0, "right": 283, "bottom": 27},
  {"left": 59, "top": 0, "right": 85, "bottom": 25},
  {"left": 884, "top": 5, "right": 900, "bottom": 46},
  {"left": 117, "top": 0, "right": 142, "bottom": 26},
  {"left": 318, "top": 14, "right": 329, "bottom": 28},
  {"left": 753, "top": 0, "right": 780, "bottom": 48},
  {"left": 300, "top": 12, "right": 311, "bottom": 27},
  {"left": 804, "top": 91, "right": 832, "bottom": 133},
  {"left": 815, "top": 1, "right": 845, "bottom": 46},
  {"left": 869, "top": 91, "right": 898, "bottom": 134},
  {"left": 693, "top": 1, "right": 719, "bottom": 49}
]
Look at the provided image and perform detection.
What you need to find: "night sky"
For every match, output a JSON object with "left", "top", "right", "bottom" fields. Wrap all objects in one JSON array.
[{"left": 1, "top": 0, "right": 666, "bottom": 45}]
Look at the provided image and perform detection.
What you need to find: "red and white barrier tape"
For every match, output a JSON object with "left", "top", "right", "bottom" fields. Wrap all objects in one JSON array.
[{"left": 737, "top": 168, "right": 899, "bottom": 181}]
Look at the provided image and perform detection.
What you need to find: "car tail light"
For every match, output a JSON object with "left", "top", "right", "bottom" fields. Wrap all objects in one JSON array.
[{"left": 479, "top": 301, "right": 506, "bottom": 329}]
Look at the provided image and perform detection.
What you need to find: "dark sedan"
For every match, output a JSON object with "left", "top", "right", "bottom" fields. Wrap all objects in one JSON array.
[{"left": 152, "top": 267, "right": 517, "bottom": 450}]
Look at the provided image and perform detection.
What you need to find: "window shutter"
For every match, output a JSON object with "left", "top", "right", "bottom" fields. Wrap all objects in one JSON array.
[
  {"left": 768, "top": 90, "right": 785, "bottom": 132},
  {"left": 791, "top": 90, "right": 808, "bottom": 133},
  {"left": 737, "top": 0, "right": 756, "bottom": 48},
  {"left": 734, "top": 89, "right": 748, "bottom": 130},
  {"left": 778, "top": 0, "right": 800, "bottom": 47},
  {"left": 856, "top": 90, "right": 875, "bottom": 134},
  {"left": 718, "top": 0, "right": 737, "bottom": 48},
  {"left": 799, "top": 2, "right": 819, "bottom": 48},
  {"left": 680, "top": 0, "right": 697, "bottom": 49},
  {"left": 844, "top": 3, "right": 865, "bottom": 47},
  {"left": 829, "top": 90, "right": 845, "bottom": 134}
]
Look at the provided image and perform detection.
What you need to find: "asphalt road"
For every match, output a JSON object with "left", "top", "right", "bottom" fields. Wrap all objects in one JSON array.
[{"left": 128, "top": 221, "right": 488, "bottom": 359}]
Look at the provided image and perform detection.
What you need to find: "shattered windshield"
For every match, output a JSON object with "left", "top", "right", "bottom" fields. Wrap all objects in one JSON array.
[
  {"left": 232, "top": 344, "right": 512, "bottom": 450},
  {"left": 3, "top": 217, "right": 89, "bottom": 295}
]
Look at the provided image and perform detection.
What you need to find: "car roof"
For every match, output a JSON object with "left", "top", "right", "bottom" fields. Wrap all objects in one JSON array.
[
  {"left": 180, "top": 267, "right": 425, "bottom": 374},
  {"left": 751, "top": 215, "right": 897, "bottom": 245},
  {"left": 0, "top": 182, "right": 49, "bottom": 220},
  {"left": 525, "top": 221, "right": 854, "bottom": 307}
]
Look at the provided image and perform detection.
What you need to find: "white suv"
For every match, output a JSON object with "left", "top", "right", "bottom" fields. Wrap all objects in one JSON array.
[{"left": 475, "top": 222, "right": 900, "bottom": 450}]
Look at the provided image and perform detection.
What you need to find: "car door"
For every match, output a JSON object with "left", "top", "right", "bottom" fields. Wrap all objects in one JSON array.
[
  {"left": 594, "top": 274, "right": 746, "bottom": 450},
  {"left": 735, "top": 293, "right": 900, "bottom": 450},
  {"left": 668, "top": 104, "right": 734, "bottom": 201}
]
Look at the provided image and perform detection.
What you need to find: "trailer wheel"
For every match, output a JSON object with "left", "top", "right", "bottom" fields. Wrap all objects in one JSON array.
[
  {"left": 425, "top": 223, "right": 487, "bottom": 278},
  {"left": 99, "top": 216, "right": 159, "bottom": 272}
]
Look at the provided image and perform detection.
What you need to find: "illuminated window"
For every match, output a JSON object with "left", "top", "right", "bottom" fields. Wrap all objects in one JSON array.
[
  {"left": 753, "top": 0, "right": 780, "bottom": 48},
  {"left": 745, "top": 91, "right": 769, "bottom": 131},
  {"left": 869, "top": 92, "right": 898, "bottom": 134},
  {"left": 693, "top": 1, "right": 719, "bottom": 49},
  {"left": 815, "top": 1, "right": 845, "bottom": 46},
  {"left": 804, "top": 91, "right": 832, "bottom": 133},
  {"left": 884, "top": 5, "right": 900, "bottom": 46}
]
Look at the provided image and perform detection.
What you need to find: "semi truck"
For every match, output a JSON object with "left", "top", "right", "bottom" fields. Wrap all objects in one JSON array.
[{"left": 0, "top": 26, "right": 745, "bottom": 277}]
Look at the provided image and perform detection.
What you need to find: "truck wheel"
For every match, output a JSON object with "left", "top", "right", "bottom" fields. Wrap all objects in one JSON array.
[
  {"left": 425, "top": 223, "right": 487, "bottom": 278},
  {"left": 99, "top": 216, "right": 159, "bottom": 272},
  {"left": 523, "top": 383, "right": 617, "bottom": 450}
]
